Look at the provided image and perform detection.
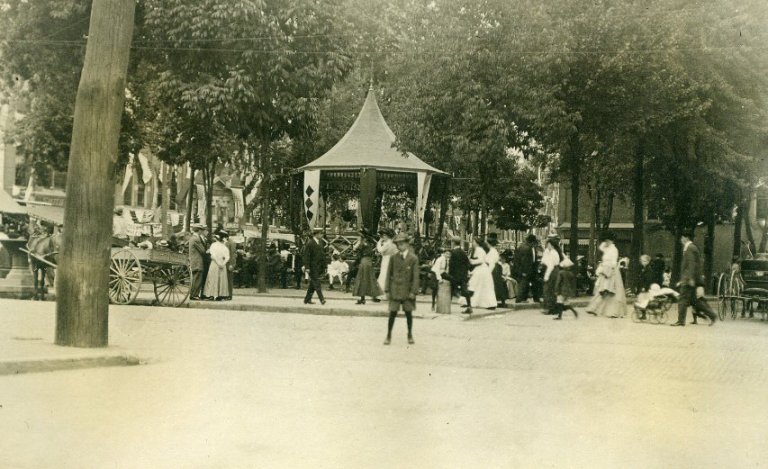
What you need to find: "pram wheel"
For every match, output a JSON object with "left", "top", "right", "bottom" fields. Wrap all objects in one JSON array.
[
  {"left": 632, "top": 306, "right": 646, "bottom": 323},
  {"left": 655, "top": 309, "right": 668, "bottom": 324}
]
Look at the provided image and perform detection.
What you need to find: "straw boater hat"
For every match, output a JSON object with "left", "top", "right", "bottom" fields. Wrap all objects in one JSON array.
[
  {"left": 393, "top": 232, "right": 411, "bottom": 244},
  {"left": 379, "top": 227, "right": 395, "bottom": 238}
]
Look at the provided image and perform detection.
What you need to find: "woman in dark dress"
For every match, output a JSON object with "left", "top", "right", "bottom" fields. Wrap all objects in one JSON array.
[{"left": 353, "top": 235, "right": 382, "bottom": 304}]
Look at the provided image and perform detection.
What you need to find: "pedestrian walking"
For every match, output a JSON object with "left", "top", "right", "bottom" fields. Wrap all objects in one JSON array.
[
  {"left": 203, "top": 233, "right": 230, "bottom": 301},
  {"left": 449, "top": 236, "right": 473, "bottom": 314},
  {"left": 487, "top": 235, "right": 509, "bottom": 307},
  {"left": 188, "top": 224, "right": 207, "bottom": 300},
  {"left": 376, "top": 228, "right": 398, "bottom": 291},
  {"left": 671, "top": 230, "right": 716, "bottom": 326},
  {"left": 431, "top": 248, "right": 451, "bottom": 313},
  {"left": 553, "top": 257, "right": 579, "bottom": 320},
  {"left": 383, "top": 232, "right": 420, "bottom": 345},
  {"left": 466, "top": 237, "right": 497, "bottom": 309},
  {"left": 353, "top": 231, "right": 382, "bottom": 304},
  {"left": 224, "top": 231, "right": 236, "bottom": 300},
  {"left": 513, "top": 234, "right": 538, "bottom": 303},
  {"left": 500, "top": 252, "right": 517, "bottom": 300},
  {"left": 302, "top": 228, "right": 327, "bottom": 305},
  {"left": 585, "top": 231, "right": 626, "bottom": 318},
  {"left": 541, "top": 235, "right": 564, "bottom": 314}
]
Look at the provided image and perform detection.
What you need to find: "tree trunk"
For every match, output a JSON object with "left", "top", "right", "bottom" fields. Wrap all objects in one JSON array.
[
  {"left": 160, "top": 163, "right": 170, "bottom": 238},
  {"left": 258, "top": 171, "right": 271, "bottom": 293},
  {"left": 671, "top": 224, "right": 683, "bottom": 284},
  {"left": 55, "top": 0, "right": 135, "bottom": 347},
  {"left": 732, "top": 200, "right": 743, "bottom": 259},
  {"left": 629, "top": 141, "right": 645, "bottom": 291},
  {"left": 704, "top": 210, "right": 716, "bottom": 293},
  {"left": 185, "top": 168, "right": 195, "bottom": 231},
  {"left": 601, "top": 192, "right": 614, "bottom": 231},
  {"left": 743, "top": 194, "right": 756, "bottom": 256},
  {"left": 569, "top": 162, "right": 580, "bottom": 262},
  {"left": 204, "top": 163, "right": 215, "bottom": 231},
  {"left": 590, "top": 189, "right": 601, "bottom": 265}
]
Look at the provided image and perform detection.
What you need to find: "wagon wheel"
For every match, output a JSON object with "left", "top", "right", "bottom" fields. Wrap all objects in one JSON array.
[
  {"left": 153, "top": 265, "right": 191, "bottom": 307},
  {"left": 730, "top": 273, "right": 743, "bottom": 319},
  {"left": 716, "top": 273, "right": 728, "bottom": 321},
  {"left": 109, "top": 250, "right": 142, "bottom": 304}
]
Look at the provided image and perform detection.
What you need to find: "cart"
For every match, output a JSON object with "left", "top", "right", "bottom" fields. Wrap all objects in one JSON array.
[
  {"left": 717, "top": 259, "right": 768, "bottom": 320},
  {"left": 109, "top": 247, "right": 191, "bottom": 307}
]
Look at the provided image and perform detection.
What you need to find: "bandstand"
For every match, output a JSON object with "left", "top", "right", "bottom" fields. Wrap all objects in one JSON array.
[{"left": 291, "top": 86, "right": 450, "bottom": 252}]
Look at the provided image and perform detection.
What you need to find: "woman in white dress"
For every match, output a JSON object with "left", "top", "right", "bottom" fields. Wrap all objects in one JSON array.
[
  {"left": 586, "top": 231, "right": 626, "bottom": 318},
  {"left": 376, "top": 228, "right": 398, "bottom": 291},
  {"left": 466, "top": 237, "right": 497, "bottom": 309},
  {"left": 203, "top": 233, "right": 230, "bottom": 300}
]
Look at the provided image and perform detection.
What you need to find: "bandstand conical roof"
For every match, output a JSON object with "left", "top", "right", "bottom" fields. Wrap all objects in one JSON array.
[{"left": 299, "top": 88, "right": 446, "bottom": 175}]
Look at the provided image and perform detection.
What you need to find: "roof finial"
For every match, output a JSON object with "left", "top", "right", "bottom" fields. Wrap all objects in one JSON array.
[{"left": 369, "top": 75, "right": 374, "bottom": 91}]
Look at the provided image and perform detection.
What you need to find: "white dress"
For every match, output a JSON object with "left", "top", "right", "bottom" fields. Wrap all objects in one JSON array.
[
  {"left": 376, "top": 238, "right": 399, "bottom": 290},
  {"left": 203, "top": 241, "right": 230, "bottom": 298},
  {"left": 466, "top": 247, "right": 497, "bottom": 308},
  {"left": 587, "top": 242, "right": 627, "bottom": 317}
]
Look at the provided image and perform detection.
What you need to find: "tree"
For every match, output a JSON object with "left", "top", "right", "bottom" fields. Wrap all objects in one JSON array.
[{"left": 54, "top": 0, "right": 135, "bottom": 347}]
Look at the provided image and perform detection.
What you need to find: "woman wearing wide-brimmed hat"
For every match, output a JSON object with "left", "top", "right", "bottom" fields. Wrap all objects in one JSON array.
[
  {"left": 586, "top": 231, "right": 626, "bottom": 318},
  {"left": 353, "top": 230, "right": 382, "bottom": 304}
]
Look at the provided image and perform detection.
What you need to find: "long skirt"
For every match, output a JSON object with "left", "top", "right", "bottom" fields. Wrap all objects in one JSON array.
[
  {"left": 587, "top": 272, "right": 627, "bottom": 317},
  {"left": 203, "top": 263, "right": 229, "bottom": 298},
  {"left": 353, "top": 256, "right": 382, "bottom": 298},
  {"left": 436, "top": 282, "right": 452, "bottom": 314},
  {"left": 463, "top": 264, "right": 497, "bottom": 309},
  {"left": 492, "top": 264, "right": 509, "bottom": 303},
  {"left": 543, "top": 267, "right": 560, "bottom": 312}
]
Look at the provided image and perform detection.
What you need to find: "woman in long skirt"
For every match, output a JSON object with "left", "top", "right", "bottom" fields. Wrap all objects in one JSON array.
[
  {"left": 353, "top": 235, "right": 382, "bottom": 304},
  {"left": 487, "top": 238, "right": 509, "bottom": 307},
  {"left": 203, "top": 233, "right": 230, "bottom": 300},
  {"left": 541, "top": 236, "right": 564, "bottom": 314},
  {"left": 464, "top": 238, "right": 497, "bottom": 309},
  {"left": 586, "top": 231, "right": 627, "bottom": 318}
]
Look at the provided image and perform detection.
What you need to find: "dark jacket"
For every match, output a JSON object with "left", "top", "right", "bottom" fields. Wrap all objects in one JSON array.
[
  {"left": 680, "top": 242, "right": 704, "bottom": 287},
  {"left": 448, "top": 247, "right": 470, "bottom": 283},
  {"left": 639, "top": 265, "right": 655, "bottom": 292},
  {"left": 555, "top": 267, "right": 577, "bottom": 299},
  {"left": 188, "top": 235, "right": 206, "bottom": 272},
  {"left": 649, "top": 258, "right": 665, "bottom": 286},
  {"left": 386, "top": 250, "right": 420, "bottom": 300},
  {"left": 302, "top": 237, "right": 326, "bottom": 276},
  {"left": 513, "top": 242, "right": 536, "bottom": 277}
]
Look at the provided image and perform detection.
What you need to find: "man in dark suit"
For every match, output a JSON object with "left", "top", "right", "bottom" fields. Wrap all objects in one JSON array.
[
  {"left": 188, "top": 224, "right": 208, "bottom": 300},
  {"left": 384, "top": 232, "right": 420, "bottom": 345},
  {"left": 672, "top": 230, "right": 716, "bottom": 326},
  {"left": 302, "top": 228, "right": 327, "bottom": 305},
  {"left": 448, "top": 236, "right": 473, "bottom": 314},
  {"left": 513, "top": 234, "right": 538, "bottom": 303}
]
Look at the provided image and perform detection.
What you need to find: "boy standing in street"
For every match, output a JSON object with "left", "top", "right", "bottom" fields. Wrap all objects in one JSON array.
[{"left": 384, "top": 232, "right": 420, "bottom": 345}]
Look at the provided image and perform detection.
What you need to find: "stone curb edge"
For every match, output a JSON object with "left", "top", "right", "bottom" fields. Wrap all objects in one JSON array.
[{"left": 0, "top": 354, "right": 141, "bottom": 376}]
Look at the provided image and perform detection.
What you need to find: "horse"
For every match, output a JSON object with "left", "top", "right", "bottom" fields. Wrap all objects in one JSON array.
[{"left": 27, "top": 232, "right": 61, "bottom": 300}]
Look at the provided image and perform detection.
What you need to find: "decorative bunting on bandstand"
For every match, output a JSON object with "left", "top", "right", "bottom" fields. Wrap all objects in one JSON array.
[
  {"left": 416, "top": 172, "right": 432, "bottom": 235},
  {"left": 303, "top": 170, "right": 320, "bottom": 228}
]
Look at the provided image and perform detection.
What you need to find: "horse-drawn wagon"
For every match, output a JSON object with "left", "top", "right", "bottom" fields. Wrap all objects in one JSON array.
[{"left": 716, "top": 257, "right": 768, "bottom": 320}]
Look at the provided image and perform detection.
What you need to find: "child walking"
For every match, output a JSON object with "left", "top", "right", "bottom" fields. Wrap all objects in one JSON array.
[
  {"left": 383, "top": 232, "right": 420, "bottom": 345},
  {"left": 554, "top": 257, "right": 579, "bottom": 320}
]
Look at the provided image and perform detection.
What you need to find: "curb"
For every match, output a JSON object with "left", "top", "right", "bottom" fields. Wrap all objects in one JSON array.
[{"left": 0, "top": 354, "right": 141, "bottom": 376}]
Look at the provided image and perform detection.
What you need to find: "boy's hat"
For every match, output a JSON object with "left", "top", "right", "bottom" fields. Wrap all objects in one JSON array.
[{"left": 393, "top": 232, "right": 411, "bottom": 243}]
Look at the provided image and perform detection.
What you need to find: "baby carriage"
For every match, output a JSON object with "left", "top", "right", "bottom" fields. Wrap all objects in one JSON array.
[{"left": 633, "top": 284, "right": 678, "bottom": 324}]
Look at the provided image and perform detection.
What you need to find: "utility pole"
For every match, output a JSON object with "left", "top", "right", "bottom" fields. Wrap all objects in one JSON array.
[{"left": 56, "top": 0, "right": 136, "bottom": 347}]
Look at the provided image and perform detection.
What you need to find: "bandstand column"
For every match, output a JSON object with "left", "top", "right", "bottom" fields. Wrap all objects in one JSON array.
[{"left": 360, "top": 168, "right": 378, "bottom": 233}]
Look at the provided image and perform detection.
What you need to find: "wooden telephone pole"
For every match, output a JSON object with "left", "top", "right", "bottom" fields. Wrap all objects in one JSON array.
[{"left": 55, "top": 0, "right": 136, "bottom": 347}]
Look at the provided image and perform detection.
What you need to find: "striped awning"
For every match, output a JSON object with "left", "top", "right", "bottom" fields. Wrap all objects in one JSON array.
[{"left": 26, "top": 204, "right": 64, "bottom": 226}]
